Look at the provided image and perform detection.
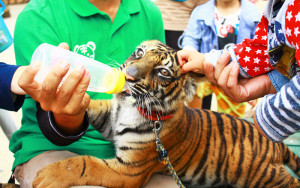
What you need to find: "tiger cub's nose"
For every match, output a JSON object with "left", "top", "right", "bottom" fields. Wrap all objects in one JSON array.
[{"left": 124, "top": 67, "right": 137, "bottom": 81}]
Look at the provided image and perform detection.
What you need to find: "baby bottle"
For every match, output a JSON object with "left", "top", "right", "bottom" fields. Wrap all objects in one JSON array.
[{"left": 31, "top": 43, "right": 125, "bottom": 94}]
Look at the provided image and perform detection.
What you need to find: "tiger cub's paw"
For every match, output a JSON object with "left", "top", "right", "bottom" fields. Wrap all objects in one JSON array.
[{"left": 32, "top": 159, "right": 78, "bottom": 188}]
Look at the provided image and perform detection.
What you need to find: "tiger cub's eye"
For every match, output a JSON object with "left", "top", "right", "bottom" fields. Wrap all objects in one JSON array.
[
  {"left": 160, "top": 69, "right": 170, "bottom": 77},
  {"left": 135, "top": 48, "right": 145, "bottom": 59}
]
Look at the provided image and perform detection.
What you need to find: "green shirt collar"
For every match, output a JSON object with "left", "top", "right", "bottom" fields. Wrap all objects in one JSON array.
[{"left": 66, "top": 0, "right": 140, "bottom": 17}]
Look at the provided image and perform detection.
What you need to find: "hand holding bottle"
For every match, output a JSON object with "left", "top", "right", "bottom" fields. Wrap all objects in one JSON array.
[
  {"left": 32, "top": 43, "right": 125, "bottom": 94},
  {"left": 18, "top": 43, "right": 90, "bottom": 135}
]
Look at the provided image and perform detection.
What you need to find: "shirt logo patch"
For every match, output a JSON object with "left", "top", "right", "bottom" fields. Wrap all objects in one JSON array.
[{"left": 74, "top": 42, "right": 96, "bottom": 59}]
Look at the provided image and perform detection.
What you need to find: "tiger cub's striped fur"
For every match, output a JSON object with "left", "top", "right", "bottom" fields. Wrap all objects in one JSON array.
[{"left": 33, "top": 40, "right": 300, "bottom": 188}]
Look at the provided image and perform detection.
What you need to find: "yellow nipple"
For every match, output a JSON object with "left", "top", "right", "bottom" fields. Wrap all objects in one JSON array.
[{"left": 104, "top": 68, "right": 125, "bottom": 94}]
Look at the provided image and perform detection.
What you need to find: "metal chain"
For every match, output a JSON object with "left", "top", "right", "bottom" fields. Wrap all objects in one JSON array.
[{"left": 153, "top": 121, "right": 185, "bottom": 188}]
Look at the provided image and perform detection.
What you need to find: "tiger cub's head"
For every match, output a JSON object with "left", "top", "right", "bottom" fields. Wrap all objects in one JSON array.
[{"left": 119, "top": 40, "right": 204, "bottom": 113}]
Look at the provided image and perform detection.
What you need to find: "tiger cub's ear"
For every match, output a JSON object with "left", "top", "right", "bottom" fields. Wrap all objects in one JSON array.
[
  {"left": 189, "top": 72, "right": 208, "bottom": 92},
  {"left": 182, "top": 72, "right": 207, "bottom": 103}
]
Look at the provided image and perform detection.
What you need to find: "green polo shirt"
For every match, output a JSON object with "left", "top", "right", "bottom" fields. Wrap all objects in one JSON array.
[{"left": 10, "top": 0, "right": 165, "bottom": 170}]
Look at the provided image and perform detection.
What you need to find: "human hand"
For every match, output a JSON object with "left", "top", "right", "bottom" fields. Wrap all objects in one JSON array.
[
  {"left": 18, "top": 43, "right": 90, "bottom": 135},
  {"left": 177, "top": 49, "right": 205, "bottom": 74},
  {"left": 204, "top": 52, "right": 276, "bottom": 103}
]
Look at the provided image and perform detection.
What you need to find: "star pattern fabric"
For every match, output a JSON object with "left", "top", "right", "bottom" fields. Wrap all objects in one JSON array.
[
  {"left": 233, "top": 16, "right": 274, "bottom": 77},
  {"left": 285, "top": 0, "right": 300, "bottom": 66},
  {"left": 232, "top": 0, "right": 300, "bottom": 78}
]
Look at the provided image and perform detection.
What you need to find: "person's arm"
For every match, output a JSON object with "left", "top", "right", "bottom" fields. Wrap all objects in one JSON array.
[
  {"left": 253, "top": 1, "right": 300, "bottom": 142},
  {"left": 0, "top": 63, "right": 25, "bottom": 111},
  {"left": 179, "top": 15, "right": 272, "bottom": 72},
  {"left": 11, "top": 66, "right": 27, "bottom": 95},
  {"left": 253, "top": 74, "right": 300, "bottom": 142},
  {"left": 180, "top": 5, "right": 203, "bottom": 51},
  {"left": 17, "top": 58, "right": 90, "bottom": 145},
  {"left": 25, "top": 56, "right": 90, "bottom": 145},
  {"left": 178, "top": 15, "right": 278, "bottom": 102},
  {"left": 14, "top": 6, "right": 90, "bottom": 145},
  {"left": 36, "top": 104, "right": 89, "bottom": 146},
  {"left": 202, "top": 0, "right": 300, "bottom": 102},
  {"left": 19, "top": 57, "right": 90, "bottom": 127}
]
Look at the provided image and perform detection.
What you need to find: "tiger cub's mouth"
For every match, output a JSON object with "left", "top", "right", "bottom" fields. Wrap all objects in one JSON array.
[
  {"left": 124, "top": 90, "right": 131, "bottom": 96},
  {"left": 119, "top": 90, "right": 131, "bottom": 97},
  {"left": 117, "top": 81, "right": 131, "bottom": 97}
]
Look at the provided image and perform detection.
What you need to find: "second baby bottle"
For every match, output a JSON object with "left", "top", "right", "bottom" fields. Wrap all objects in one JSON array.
[{"left": 31, "top": 43, "right": 125, "bottom": 94}]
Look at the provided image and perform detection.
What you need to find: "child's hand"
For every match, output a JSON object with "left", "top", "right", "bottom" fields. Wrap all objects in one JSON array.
[{"left": 177, "top": 50, "right": 205, "bottom": 74}]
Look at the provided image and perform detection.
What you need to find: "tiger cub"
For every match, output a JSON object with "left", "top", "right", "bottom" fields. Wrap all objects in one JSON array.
[{"left": 33, "top": 40, "right": 300, "bottom": 188}]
